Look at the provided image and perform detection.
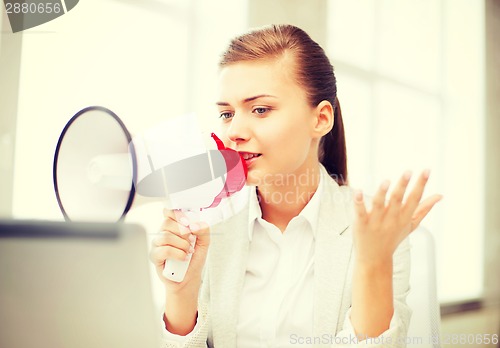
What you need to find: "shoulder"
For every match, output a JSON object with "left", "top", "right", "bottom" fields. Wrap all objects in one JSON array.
[
  {"left": 320, "top": 165, "right": 354, "bottom": 197},
  {"left": 320, "top": 167, "right": 356, "bottom": 217},
  {"left": 320, "top": 166, "right": 376, "bottom": 214}
]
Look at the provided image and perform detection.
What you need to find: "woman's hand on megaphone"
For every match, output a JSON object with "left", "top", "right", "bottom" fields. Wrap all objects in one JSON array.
[
  {"left": 150, "top": 209, "right": 211, "bottom": 292},
  {"left": 149, "top": 209, "right": 211, "bottom": 335}
]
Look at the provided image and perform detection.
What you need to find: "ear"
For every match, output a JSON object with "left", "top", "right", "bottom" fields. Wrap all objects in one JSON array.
[{"left": 311, "top": 100, "right": 334, "bottom": 138}]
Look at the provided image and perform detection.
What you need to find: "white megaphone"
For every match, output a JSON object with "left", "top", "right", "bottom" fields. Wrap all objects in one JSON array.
[{"left": 53, "top": 106, "right": 247, "bottom": 282}]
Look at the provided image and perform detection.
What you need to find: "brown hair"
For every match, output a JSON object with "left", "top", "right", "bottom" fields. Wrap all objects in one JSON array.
[{"left": 219, "top": 24, "right": 348, "bottom": 185}]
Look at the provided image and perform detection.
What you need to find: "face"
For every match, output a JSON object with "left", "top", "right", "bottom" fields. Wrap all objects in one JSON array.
[{"left": 216, "top": 56, "right": 323, "bottom": 187}]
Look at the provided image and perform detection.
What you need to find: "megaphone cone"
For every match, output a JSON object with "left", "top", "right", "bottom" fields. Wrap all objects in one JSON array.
[
  {"left": 53, "top": 106, "right": 139, "bottom": 222},
  {"left": 53, "top": 106, "right": 248, "bottom": 282},
  {"left": 53, "top": 106, "right": 247, "bottom": 221}
]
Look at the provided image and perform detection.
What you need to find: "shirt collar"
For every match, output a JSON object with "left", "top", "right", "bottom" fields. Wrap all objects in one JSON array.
[{"left": 247, "top": 167, "right": 324, "bottom": 241}]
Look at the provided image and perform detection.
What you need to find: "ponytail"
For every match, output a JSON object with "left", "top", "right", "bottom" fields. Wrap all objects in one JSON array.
[{"left": 319, "top": 97, "right": 348, "bottom": 185}]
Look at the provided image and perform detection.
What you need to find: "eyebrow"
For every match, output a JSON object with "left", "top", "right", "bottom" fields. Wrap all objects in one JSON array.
[{"left": 216, "top": 94, "right": 277, "bottom": 106}]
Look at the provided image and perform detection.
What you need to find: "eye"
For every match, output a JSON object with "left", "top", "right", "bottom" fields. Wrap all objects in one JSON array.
[
  {"left": 219, "top": 111, "right": 234, "bottom": 120},
  {"left": 252, "top": 107, "right": 270, "bottom": 115}
]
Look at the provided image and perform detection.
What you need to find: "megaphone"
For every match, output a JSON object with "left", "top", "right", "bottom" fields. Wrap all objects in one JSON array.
[{"left": 53, "top": 106, "right": 247, "bottom": 282}]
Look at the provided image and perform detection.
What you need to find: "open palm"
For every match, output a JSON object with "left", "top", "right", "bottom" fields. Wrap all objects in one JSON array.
[{"left": 353, "top": 170, "right": 442, "bottom": 264}]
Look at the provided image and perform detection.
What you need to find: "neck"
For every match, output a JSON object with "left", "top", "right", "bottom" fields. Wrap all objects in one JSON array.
[{"left": 257, "top": 164, "right": 321, "bottom": 232}]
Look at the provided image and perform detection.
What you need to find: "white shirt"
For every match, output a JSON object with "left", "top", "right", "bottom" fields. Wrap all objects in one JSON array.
[
  {"left": 237, "top": 175, "right": 323, "bottom": 348},
  {"left": 161, "top": 166, "right": 411, "bottom": 348},
  {"left": 163, "top": 173, "right": 324, "bottom": 348}
]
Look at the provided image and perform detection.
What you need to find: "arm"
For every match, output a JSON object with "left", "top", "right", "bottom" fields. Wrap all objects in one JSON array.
[
  {"left": 158, "top": 283, "right": 211, "bottom": 348},
  {"left": 335, "top": 238, "right": 411, "bottom": 347},
  {"left": 350, "top": 170, "right": 441, "bottom": 339},
  {"left": 351, "top": 256, "right": 395, "bottom": 337},
  {"left": 164, "top": 286, "right": 200, "bottom": 335}
]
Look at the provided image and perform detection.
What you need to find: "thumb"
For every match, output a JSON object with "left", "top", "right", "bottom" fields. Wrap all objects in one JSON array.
[
  {"left": 188, "top": 221, "right": 210, "bottom": 248},
  {"left": 411, "top": 194, "right": 443, "bottom": 229}
]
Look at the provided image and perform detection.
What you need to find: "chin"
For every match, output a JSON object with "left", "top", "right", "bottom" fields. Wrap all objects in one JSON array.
[
  {"left": 243, "top": 167, "right": 269, "bottom": 187},
  {"left": 245, "top": 172, "right": 261, "bottom": 186}
]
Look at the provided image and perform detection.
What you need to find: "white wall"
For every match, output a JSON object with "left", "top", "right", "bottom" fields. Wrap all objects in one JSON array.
[
  {"left": 11, "top": 0, "right": 246, "bottom": 223},
  {"left": 0, "top": 8, "right": 22, "bottom": 219}
]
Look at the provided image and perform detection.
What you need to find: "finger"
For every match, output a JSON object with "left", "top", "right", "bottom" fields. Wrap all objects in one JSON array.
[
  {"left": 188, "top": 221, "right": 210, "bottom": 247},
  {"left": 369, "top": 180, "right": 390, "bottom": 222},
  {"left": 173, "top": 210, "right": 191, "bottom": 228},
  {"left": 387, "top": 171, "right": 412, "bottom": 215},
  {"left": 353, "top": 190, "right": 368, "bottom": 222},
  {"left": 150, "top": 245, "right": 190, "bottom": 265},
  {"left": 410, "top": 194, "right": 443, "bottom": 228},
  {"left": 402, "top": 169, "right": 431, "bottom": 219},
  {"left": 163, "top": 208, "right": 176, "bottom": 220},
  {"left": 151, "top": 232, "right": 192, "bottom": 254},
  {"left": 163, "top": 208, "right": 191, "bottom": 228},
  {"left": 160, "top": 219, "right": 191, "bottom": 236}
]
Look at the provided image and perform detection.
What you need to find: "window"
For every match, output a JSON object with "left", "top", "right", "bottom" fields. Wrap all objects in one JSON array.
[
  {"left": 327, "top": 0, "right": 485, "bottom": 303},
  {"left": 12, "top": 0, "right": 246, "bottom": 221}
]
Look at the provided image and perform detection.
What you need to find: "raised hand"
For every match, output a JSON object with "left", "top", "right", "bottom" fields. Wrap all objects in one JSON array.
[
  {"left": 353, "top": 170, "right": 442, "bottom": 264},
  {"left": 350, "top": 170, "right": 442, "bottom": 337}
]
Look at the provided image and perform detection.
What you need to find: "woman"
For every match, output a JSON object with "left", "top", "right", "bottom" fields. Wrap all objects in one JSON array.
[{"left": 150, "top": 24, "right": 442, "bottom": 348}]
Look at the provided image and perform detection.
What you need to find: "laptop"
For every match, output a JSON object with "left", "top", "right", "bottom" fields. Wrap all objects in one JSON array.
[{"left": 0, "top": 219, "right": 161, "bottom": 348}]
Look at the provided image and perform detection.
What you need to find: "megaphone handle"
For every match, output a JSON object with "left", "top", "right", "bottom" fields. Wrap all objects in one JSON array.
[{"left": 163, "top": 209, "right": 200, "bottom": 283}]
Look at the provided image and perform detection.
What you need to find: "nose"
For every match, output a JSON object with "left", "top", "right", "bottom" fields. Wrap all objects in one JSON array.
[{"left": 226, "top": 113, "right": 250, "bottom": 145}]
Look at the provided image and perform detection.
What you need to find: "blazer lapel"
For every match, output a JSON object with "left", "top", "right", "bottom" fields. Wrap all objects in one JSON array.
[
  {"left": 208, "top": 207, "right": 250, "bottom": 347},
  {"left": 313, "top": 172, "right": 355, "bottom": 342}
]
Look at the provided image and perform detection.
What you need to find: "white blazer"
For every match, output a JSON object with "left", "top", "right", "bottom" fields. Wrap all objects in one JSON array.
[{"left": 162, "top": 166, "right": 411, "bottom": 348}]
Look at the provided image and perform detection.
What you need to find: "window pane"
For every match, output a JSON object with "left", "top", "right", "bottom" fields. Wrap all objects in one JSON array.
[
  {"left": 12, "top": 2, "right": 190, "bottom": 220},
  {"left": 328, "top": 0, "right": 375, "bottom": 71},
  {"left": 328, "top": 0, "right": 485, "bottom": 303},
  {"left": 373, "top": 80, "right": 441, "bottom": 183},
  {"left": 376, "top": 0, "right": 442, "bottom": 93},
  {"left": 335, "top": 72, "right": 373, "bottom": 189}
]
